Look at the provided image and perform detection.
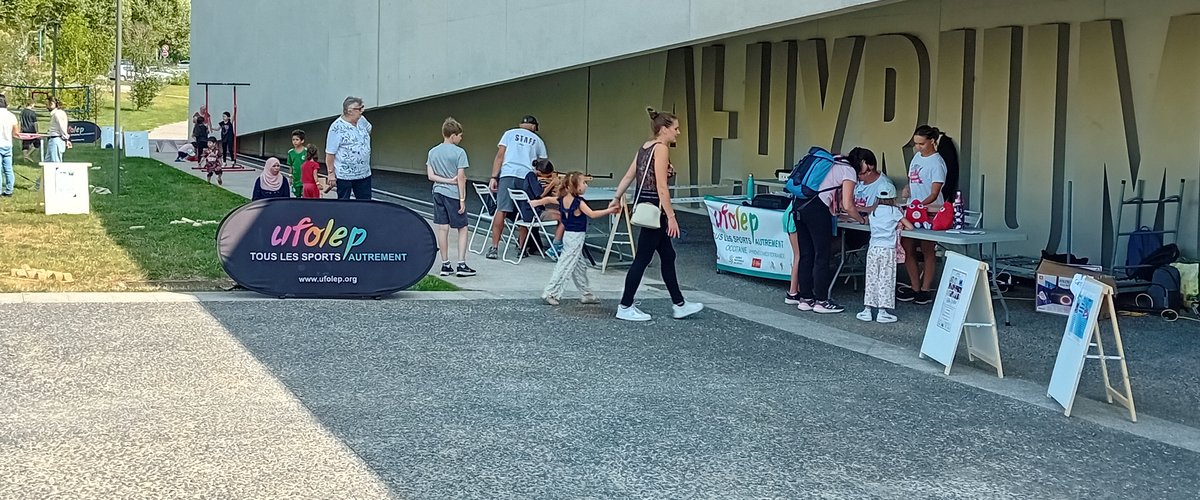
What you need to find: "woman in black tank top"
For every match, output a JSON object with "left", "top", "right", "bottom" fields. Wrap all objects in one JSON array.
[{"left": 607, "top": 108, "right": 703, "bottom": 322}]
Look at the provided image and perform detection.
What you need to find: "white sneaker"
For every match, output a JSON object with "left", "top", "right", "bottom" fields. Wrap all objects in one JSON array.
[
  {"left": 856, "top": 307, "right": 873, "bottom": 322},
  {"left": 672, "top": 301, "right": 704, "bottom": 319},
  {"left": 616, "top": 304, "right": 652, "bottom": 322},
  {"left": 580, "top": 294, "right": 601, "bottom": 305},
  {"left": 876, "top": 310, "right": 898, "bottom": 323}
]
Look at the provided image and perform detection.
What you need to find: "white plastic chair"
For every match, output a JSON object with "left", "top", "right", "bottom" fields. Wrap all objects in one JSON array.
[
  {"left": 502, "top": 189, "right": 559, "bottom": 264},
  {"left": 469, "top": 182, "right": 504, "bottom": 255}
]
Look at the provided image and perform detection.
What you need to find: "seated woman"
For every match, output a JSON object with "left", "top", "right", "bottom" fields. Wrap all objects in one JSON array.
[{"left": 252, "top": 157, "right": 290, "bottom": 200}]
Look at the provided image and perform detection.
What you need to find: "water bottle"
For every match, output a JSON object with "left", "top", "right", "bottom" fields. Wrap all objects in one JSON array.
[
  {"left": 746, "top": 173, "right": 755, "bottom": 200},
  {"left": 953, "top": 191, "right": 965, "bottom": 229}
]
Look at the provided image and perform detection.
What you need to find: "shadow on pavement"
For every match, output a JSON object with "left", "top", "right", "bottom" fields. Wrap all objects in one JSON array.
[{"left": 198, "top": 298, "right": 1200, "bottom": 498}]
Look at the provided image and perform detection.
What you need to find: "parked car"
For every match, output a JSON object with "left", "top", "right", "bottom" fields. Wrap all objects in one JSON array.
[{"left": 108, "top": 60, "right": 135, "bottom": 80}]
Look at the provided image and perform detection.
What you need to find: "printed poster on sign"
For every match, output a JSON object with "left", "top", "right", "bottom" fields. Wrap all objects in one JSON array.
[
  {"left": 704, "top": 198, "right": 793, "bottom": 280},
  {"left": 1069, "top": 296, "right": 1093, "bottom": 341},
  {"left": 937, "top": 269, "right": 967, "bottom": 332}
]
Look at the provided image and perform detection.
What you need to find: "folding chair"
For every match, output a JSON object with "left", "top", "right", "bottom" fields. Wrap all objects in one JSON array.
[
  {"left": 502, "top": 189, "right": 559, "bottom": 264},
  {"left": 469, "top": 182, "right": 503, "bottom": 255}
]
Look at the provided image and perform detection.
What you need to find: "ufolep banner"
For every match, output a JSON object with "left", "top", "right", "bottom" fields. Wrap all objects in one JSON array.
[
  {"left": 217, "top": 199, "right": 437, "bottom": 298},
  {"left": 705, "top": 197, "right": 793, "bottom": 280}
]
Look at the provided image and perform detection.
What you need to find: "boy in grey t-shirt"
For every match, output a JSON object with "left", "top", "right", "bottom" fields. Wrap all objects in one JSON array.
[{"left": 427, "top": 117, "right": 476, "bottom": 277}]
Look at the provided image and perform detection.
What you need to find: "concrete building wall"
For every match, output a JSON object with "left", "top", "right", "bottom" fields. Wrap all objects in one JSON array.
[
  {"left": 196, "top": 0, "right": 1200, "bottom": 264},
  {"left": 191, "top": 0, "right": 889, "bottom": 135}
]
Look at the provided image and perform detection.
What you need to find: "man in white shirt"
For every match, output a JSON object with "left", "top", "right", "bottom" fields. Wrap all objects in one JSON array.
[
  {"left": 46, "top": 98, "right": 71, "bottom": 163},
  {"left": 326, "top": 96, "right": 374, "bottom": 200},
  {"left": 485, "top": 115, "right": 547, "bottom": 260},
  {"left": 0, "top": 93, "right": 19, "bottom": 196}
]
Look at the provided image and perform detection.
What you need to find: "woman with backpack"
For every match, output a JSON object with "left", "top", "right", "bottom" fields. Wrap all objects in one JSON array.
[{"left": 785, "top": 150, "right": 866, "bottom": 314}]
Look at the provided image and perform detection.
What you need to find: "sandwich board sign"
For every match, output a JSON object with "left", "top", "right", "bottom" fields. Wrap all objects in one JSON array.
[
  {"left": 919, "top": 251, "right": 1004, "bottom": 377},
  {"left": 1047, "top": 275, "right": 1137, "bottom": 421}
]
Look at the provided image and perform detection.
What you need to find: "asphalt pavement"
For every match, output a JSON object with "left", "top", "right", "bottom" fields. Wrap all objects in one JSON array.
[{"left": 3, "top": 297, "right": 1199, "bottom": 498}]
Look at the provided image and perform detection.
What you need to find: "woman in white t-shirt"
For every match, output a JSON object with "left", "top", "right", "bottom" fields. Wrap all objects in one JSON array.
[
  {"left": 899, "top": 125, "right": 960, "bottom": 305},
  {"left": 846, "top": 147, "right": 895, "bottom": 250}
]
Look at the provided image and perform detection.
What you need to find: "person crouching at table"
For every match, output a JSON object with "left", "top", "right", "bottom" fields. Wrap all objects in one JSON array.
[{"left": 252, "top": 157, "right": 290, "bottom": 200}]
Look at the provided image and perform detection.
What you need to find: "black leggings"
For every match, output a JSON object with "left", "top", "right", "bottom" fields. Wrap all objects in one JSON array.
[
  {"left": 792, "top": 200, "right": 835, "bottom": 301},
  {"left": 221, "top": 141, "right": 233, "bottom": 162},
  {"left": 621, "top": 215, "right": 686, "bottom": 307}
]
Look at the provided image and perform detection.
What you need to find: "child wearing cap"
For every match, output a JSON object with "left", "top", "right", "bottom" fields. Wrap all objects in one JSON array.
[{"left": 858, "top": 187, "right": 913, "bottom": 323}]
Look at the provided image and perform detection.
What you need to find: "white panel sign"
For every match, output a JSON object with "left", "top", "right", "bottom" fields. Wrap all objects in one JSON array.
[
  {"left": 42, "top": 162, "right": 92, "bottom": 215},
  {"left": 919, "top": 251, "right": 1004, "bottom": 377},
  {"left": 124, "top": 131, "right": 150, "bottom": 158}
]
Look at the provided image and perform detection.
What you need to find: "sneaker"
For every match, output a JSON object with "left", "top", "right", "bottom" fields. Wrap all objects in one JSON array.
[
  {"left": 913, "top": 291, "right": 933, "bottom": 305},
  {"left": 616, "top": 304, "right": 652, "bottom": 322},
  {"left": 785, "top": 292, "right": 802, "bottom": 305},
  {"left": 438, "top": 263, "right": 453, "bottom": 276},
  {"left": 796, "top": 298, "right": 816, "bottom": 311},
  {"left": 813, "top": 300, "right": 845, "bottom": 314},
  {"left": 876, "top": 310, "right": 898, "bottom": 323},
  {"left": 485, "top": 247, "right": 498, "bottom": 260},
  {"left": 672, "top": 301, "right": 704, "bottom": 319},
  {"left": 455, "top": 263, "right": 476, "bottom": 277},
  {"left": 545, "top": 246, "right": 559, "bottom": 261},
  {"left": 544, "top": 296, "right": 560, "bottom": 306},
  {"left": 856, "top": 307, "right": 874, "bottom": 322},
  {"left": 580, "top": 294, "right": 601, "bottom": 305},
  {"left": 896, "top": 285, "right": 917, "bottom": 302}
]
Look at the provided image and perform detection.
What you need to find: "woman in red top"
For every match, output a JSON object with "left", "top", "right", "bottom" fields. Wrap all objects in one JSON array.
[{"left": 301, "top": 144, "right": 322, "bottom": 198}]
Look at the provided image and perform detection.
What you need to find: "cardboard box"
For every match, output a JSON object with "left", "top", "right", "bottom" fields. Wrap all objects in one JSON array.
[{"left": 1035, "top": 260, "right": 1116, "bottom": 316}]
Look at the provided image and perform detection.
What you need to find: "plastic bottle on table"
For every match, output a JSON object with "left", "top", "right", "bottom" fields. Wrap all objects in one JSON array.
[
  {"left": 746, "top": 173, "right": 755, "bottom": 200},
  {"left": 953, "top": 191, "right": 965, "bottom": 229}
]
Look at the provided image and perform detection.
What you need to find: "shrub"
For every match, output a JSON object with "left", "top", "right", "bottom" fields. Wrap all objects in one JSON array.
[
  {"left": 130, "top": 74, "right": 165, "bottom": 110},
  {"left": 167, "top": 71, "right": 189, "bottom": 86}
]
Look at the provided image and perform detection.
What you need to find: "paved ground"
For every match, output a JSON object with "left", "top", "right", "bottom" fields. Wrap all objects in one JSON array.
[
  {"left": 4, "top": 157, "right": 1195, "bottom": 497},
  {"left": 365, "top": 169, "right": 1200, "bottom": 429},
  {"left": 3, "top": 297, "right": 1199, "bottom": 498}
]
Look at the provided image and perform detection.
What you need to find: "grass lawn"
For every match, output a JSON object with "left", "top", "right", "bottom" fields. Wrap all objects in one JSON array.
[
  {"left": 0, "top": 145, "right": 456, "bottom": 293},
  {"left": 15, "top": 84, "right": 190, "bottom": 135},
  {"left": 94, "top": 84, "right": 191, "bottom": 132}
]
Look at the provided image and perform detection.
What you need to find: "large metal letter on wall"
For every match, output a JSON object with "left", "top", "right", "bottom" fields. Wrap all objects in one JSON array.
[
  {"left": 858, "top": 34, "right": 930, "bottom": 175},
  {"left": 796, "top": 37, "right": 864, "bottom": 155},
  {"left": 976, "top": 26, "right": 1024, "bottom": 230},
  {"left": 743, "top": 41, "right": 798, "bottom": 176},
  {"left": 1070, "top": 20, "right": 1139, "bottom": 267}
]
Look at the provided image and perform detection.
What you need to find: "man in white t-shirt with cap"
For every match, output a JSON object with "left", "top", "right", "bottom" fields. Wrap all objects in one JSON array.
[{"left": 485, "top": 115, "right": 547, "bottom": 260}]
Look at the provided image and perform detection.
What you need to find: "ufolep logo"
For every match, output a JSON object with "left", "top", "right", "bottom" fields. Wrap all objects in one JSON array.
[{"left": 218, "top": 199, "right": 436, "bottom": 298}]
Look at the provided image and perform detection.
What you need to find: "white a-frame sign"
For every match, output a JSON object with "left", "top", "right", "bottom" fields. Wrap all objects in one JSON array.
[
  {"left": 919, "top": 251, "right": 1004, "bottom": 377},
  {"left": 1047, "top": 275, "right": 1137, "bottom": 422}
]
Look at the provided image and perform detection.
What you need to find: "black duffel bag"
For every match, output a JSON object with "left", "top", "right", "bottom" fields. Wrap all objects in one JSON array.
[{"left": 744, "top": 193, "right": 791, "bottom": 211}]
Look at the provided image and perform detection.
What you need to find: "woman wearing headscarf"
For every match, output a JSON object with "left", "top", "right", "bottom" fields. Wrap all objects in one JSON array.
[{"left": 252, "top": 157, "right": 290, "bottom": 200}]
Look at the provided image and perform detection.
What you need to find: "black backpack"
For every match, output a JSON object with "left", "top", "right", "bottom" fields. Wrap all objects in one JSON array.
[{"left": 1132, "top": 243, "right": 1180, "bottom": 281}]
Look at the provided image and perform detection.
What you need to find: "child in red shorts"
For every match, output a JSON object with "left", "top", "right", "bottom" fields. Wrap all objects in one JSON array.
[{"left": 301, "top": 144, "right": 322, "bottom": 198}]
